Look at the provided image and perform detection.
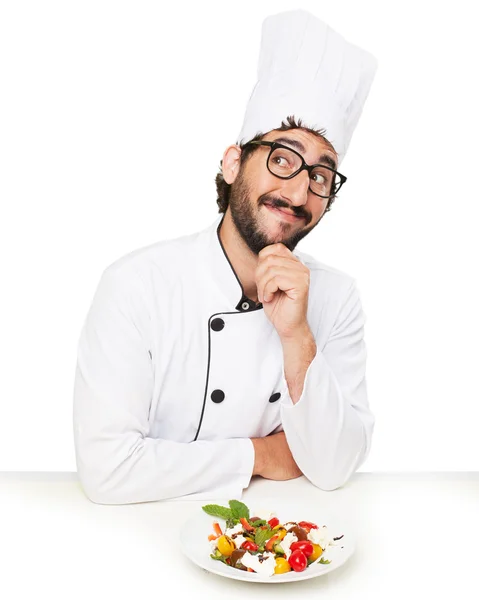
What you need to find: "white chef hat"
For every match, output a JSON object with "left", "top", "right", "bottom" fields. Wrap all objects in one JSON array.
[{"left": 236, "top": 9, "right": 378, "bottom": 167}]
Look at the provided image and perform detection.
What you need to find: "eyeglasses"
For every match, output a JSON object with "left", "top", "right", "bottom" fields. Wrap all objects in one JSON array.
[{"left": 243, "top": 140, "right": 347, "bottom": 200}]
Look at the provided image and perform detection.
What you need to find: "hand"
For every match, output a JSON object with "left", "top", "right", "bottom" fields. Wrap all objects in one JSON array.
[
  {"left": 255, "top": 243, "right": 311, "bottom": 340},
  {"left": 251, "top": 432, "right": 303, "bottom": 481}
]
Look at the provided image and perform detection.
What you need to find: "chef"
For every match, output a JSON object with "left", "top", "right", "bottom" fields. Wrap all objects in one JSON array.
[{"left": 73, "top": 9, "right": 378, "bottom": 504}]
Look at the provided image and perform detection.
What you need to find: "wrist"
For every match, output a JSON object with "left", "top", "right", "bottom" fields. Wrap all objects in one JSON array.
[{"left": 280, "top": 323, "right": 314, "bottom": 346}]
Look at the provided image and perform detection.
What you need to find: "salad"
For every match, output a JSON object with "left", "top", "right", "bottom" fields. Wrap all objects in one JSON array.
[{"left": 202, "top": 500, "right": 344, "bottom": 577}]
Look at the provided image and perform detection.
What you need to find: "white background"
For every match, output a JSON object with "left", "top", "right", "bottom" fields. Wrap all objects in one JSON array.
[{"left": 1, "top": 0, "right": 478, "bottom": 472}]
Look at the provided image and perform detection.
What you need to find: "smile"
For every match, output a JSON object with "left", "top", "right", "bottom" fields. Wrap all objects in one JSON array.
[{"left": 264, "top": 203, "right": 304, "bottom": 223}]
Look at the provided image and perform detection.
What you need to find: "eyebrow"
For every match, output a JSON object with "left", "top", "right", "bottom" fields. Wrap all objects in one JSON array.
[{"left": 272, "top": 136, "right": 338, "bottom": 171}]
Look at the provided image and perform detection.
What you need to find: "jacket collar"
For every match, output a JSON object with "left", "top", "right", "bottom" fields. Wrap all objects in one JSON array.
[{"left": 206, "top": 213, "right": 264, "bottom": 313}]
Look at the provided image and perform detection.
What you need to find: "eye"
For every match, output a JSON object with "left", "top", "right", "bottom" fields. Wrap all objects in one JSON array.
[
  {"left": 311, "top": 172, "right": 326, "bottom": 184},
  {"left": 272, "top": 155, "right": 292, "bottom": 168}
]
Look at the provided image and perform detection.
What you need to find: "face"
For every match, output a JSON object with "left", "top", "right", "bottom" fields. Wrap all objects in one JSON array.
[{"left": 226, "top": 129, "right": 338, "bottom": 255}]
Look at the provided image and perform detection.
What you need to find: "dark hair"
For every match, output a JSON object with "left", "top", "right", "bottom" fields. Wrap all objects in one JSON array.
[{"left": 215, "top": 115, "right": 338, "bottom": 214}]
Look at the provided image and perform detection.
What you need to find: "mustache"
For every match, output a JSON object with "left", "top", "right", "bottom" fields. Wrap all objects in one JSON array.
[{"left": 262, "top": 198, "right": 308, "bottom": 221}]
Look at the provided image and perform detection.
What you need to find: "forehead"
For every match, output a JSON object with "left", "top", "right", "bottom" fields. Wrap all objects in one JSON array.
[{"left": 262, "top": 129, "right": 338, "bottom": 170}]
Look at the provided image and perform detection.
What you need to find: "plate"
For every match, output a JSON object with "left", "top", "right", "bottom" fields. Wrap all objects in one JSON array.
[{"left": 180, "top": 500, "right": 355, "bottom": 583}]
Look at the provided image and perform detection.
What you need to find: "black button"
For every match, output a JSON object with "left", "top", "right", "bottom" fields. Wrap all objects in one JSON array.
[
  {"left": 211, "top": 318, "right": 225, "bottom": 331},
  {"left": 211, "top": 389, "right": 225, "bottom": 403},
  {"left": 269, "top": 392, "right": 281, "bottom": 403}
]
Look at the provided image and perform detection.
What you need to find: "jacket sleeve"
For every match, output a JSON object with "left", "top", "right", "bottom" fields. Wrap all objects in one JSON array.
[
  {"left": 73, "top": 268, "right": 255, "bottom": 505},
  {"left": 279, "top": 279, "right": 375, "bottom": 491}
]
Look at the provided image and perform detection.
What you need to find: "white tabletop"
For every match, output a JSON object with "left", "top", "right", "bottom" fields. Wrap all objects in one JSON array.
[{"left": 1, "top": 472, "right": 478, "bottom": 599}]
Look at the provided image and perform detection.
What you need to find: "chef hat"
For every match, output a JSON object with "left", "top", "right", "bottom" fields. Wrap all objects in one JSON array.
[{"left": 236, "top": 9, "right": 378, "bottom": 167}]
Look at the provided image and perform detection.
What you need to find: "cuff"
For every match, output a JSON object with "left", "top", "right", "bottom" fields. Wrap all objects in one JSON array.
[
  {"left": 278, "top": 349, "right": 323, "bottom": 410},
  {"left": 160, "top": 438, "right": 255, "bottom": 503}
]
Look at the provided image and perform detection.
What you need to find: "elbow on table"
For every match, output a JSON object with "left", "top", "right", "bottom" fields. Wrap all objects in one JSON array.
[
  {"left": 308, "top": 470, "right": 350, "bottom": 492},
  {"left": 77, "top": 469, "right": 128, "bottom": 505},
  {"left": 75, "top": 447, "right": 142, "bottom": 506},
  {"left": 303, "top": 448, "right": 367, "bottom": 492},
  {"left": 310, "top": 423, "right": 372, "bottom": 491},
  {"left": 74, "top": 430, "right": 153, "bottom": 505}
]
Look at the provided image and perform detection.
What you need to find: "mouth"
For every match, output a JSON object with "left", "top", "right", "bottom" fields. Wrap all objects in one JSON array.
[{"left": 264, "top": 203, "right": 305, "bottom": 223}]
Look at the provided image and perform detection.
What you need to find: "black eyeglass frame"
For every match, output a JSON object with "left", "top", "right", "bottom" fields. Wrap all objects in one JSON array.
[{"left": 243, "top": 140, "right": 347, "bottom": 200}]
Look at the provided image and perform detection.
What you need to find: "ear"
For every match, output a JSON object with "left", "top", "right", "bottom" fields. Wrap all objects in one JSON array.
[{"left": 221, "top": 144, "right": 242, "bottom": 185}]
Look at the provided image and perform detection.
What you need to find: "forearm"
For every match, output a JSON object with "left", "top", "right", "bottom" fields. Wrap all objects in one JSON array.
[
  {"left": 74, "top": 420, "right": 255, "bottom": 504},
  {"left": 281, "top": 325, "right": 317, "bottom": 405},
  {"left": 279, "top": 348, "right": 373, "bottom": 491},
  {"left": 277, "top": 292, "right": 374, "bottom": 491},
  {"left": 250, "top": 432, "right": 302, "bottom": 480}
]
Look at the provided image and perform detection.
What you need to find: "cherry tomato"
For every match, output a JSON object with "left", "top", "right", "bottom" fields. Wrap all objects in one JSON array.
[
  {"left": 309, "top": 543, "right": 323, "bottom": 562},
  {"left": 298, "top": 521, "right": 318, "bottom": 532},
  {"left": 217, "top": 535, "right": 235, "bottom": 557},
  {"left": 290, "top": 540, "right": 314, "bottom": 558},
  {"left": 268, "top": 517, "right": 280, "bottom": 528},
  {"left": 241, "top": 540, "right": 259, "bottom": 552},
  {"left": 288, "top": 549, "right": 308, "bottom": 572},
  {"left": 274, "top": 557, "right": 292, "bottom": 574}
]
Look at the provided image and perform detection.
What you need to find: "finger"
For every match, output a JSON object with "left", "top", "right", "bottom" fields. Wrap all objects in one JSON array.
[
  {"left": 256, "top": 255, "right": 300, "bottom": 285},
  {"left": 257, "top": 267, "right": 285, "bottom": 303},
  {"left": 261, "top": 269, "right": 306, "bottom": 302},
  {"left": 260, "top": 268, "right": 297, "bottom": 302},
  {"left": 258, "top": 253, "right": 299, "bottom": 266},
  {"left": 258, "top": 243, "right": 296, "bottom": 261},
  {"left": 262, "top": 275, "right": 280, "bottom": 303}
]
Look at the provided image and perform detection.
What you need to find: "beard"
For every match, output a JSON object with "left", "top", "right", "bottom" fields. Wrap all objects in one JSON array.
[{"left": 227, "top": 165, "right": 322, "bottom": 255}]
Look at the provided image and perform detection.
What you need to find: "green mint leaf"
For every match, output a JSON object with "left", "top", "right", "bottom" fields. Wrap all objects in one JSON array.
[
  {"left": 254, "top": 527, "right": 276, "bottom": 547},
  {"left": 250, "top": 519, "right": 267, "bottom": 527},
  {"left": 202, "top": 504, "right": 233, "bottom": 520},
  {"left": 228, "top": 500, "right": 250, "bottom": 520}
]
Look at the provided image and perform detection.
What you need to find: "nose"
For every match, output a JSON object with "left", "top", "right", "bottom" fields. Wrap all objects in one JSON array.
[{"left": 279, "top": 169, "right": 310, "bottom": 206}]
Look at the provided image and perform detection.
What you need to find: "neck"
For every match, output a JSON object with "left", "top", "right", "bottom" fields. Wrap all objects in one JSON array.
[{"left": 218, "top": 209, "right": 260, "bottom": 303}]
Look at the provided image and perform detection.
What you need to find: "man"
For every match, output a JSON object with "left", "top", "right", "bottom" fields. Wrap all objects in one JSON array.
[{"left": 73, "top": 10, "right": 378, "bottom": 504}]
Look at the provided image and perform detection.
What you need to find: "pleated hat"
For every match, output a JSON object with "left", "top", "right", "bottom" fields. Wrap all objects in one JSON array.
[{"left": 236, "top": 9, "right": 378, "bottom": 167}]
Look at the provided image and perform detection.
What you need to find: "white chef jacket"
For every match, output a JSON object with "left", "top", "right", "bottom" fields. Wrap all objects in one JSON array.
[{"left": 73, "top": 213, "right": 375, "bottom": 504}]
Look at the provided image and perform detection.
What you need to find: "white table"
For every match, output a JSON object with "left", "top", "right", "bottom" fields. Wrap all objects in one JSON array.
[{"left": 1, "top": 472, "right": 478, "bottom": 599}]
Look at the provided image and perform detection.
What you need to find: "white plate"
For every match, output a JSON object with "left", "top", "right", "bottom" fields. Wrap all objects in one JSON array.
[{"left": 180, "top": 500, "right": 355, "bottom": 583}]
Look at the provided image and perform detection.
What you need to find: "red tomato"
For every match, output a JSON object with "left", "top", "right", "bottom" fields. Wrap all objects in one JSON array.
[
  {"left": 268, "top": 517, "right": 280, "bottom": 528},
  {"left": 298, "top": 521, "right": 318, "bottom": 532},
  {"left": 288, "top": 549, "right": 308, "bottom": 572},
  {"left": 290, "top": 540, "right": 314, "bottom": 558},
  {"left": 241, "top": 540, "right": 259, "bottom": 552}
]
